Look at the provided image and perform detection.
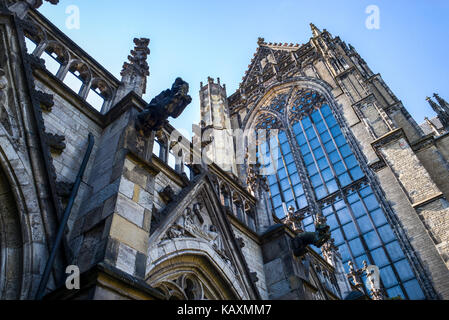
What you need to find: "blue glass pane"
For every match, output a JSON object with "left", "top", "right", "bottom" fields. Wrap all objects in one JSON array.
[
  {"left": 344, "top": 155, "right": 357, "bottom": 169},
  {"left": 338, "top": 173, "right": 352, "bottom": 187},
  {"left": 303, "top": 215, "right": 314, "bottom": 226},
  {"left": 329, "top": 150, "right": 340, "bottom": 164},
  {"left": 343, "top": 223, "right": 358, "bottom": 240},
  {"left": 332, "top": 229, "right": 345, "bottom": 245},
  {"left": 281, "top": 143, "right": 291, "bottom": 155},
  {"left": 334, "top": 162, "right": 346, "bottom": 175},
  {"left": 317, "top": 158, "right": 329, "bottom": 170},
  {"left": 322, "top": 206, "right": 334, "bottom": 216},
  {"left": 326, "top": 180, "right": 339, "bottom": 194},
  {"left": 287, "top": 163, "right": 297, "bottom": 175},
  {"left": 293, "top": 123, "right": 302, "bottom": 135},
  {"left": 270, "top": 184, "right": 280, "bottom": 196},
  {"left": 290, "top": 174, "right": 300, "bottom": 185},
  {"left": 311, "top": 110, "right": 322, "bottom": 123},
  {"left": 364, "top": 231, "right": 382, "bottom": 250},
  {"left": 330, "top": 125, "right": 342, "bottom": 137},
  {"left": 294, "top": 184, "right": 304, "bottom": 196},
  {"left": 371, "top": 247, "right": 389, "bottom": 267},
  {"left": 322, "top": 168, "right": 334, "bottom": 181},
  {"left": 350, "top": 167, "right": 364, "bottom": 180},
  {"left": 324, "top": 141, "right": 336, "bottom": 153},
  {"left": 280, "top": 178, "right": 290, "bottom": 191},
  {"left": 364, "top": 195, "right": 380, "bottom": 212},
  {"left": 340, "top": 145, "right": 352, "bottom": 158},
  {"left": 338, "top": 244, "right": 351, "bottom": 262},
  {"left": 337, "top": 208, "right": 352, "bottom": 225},
  {"left": 315, "top": 186, "right": 328, "bottom": 199},
  {"left": 351, "top": 201, "right": 367, "bottom": 218},
  {"left": 380, "top": 266, "right": 399, "bottom": 288},
  {"left": 370, "top": 208, "right": 388, "bottom": 227},
  {"left": 267, "top": 175, "right": 277, "bottom": 185},
  {"left": 334, "top": 200, "right": 345, "bottom": 210},
  {"left": 349, "top": 238, "right": 365, "bottom": 257},
  {"left": 321, "top": 131, "right": 332, "bottom": 143},
  {"left": 359, "top": 186, "right": 373, "bottom": 198},
  {"left": 306, "top": 128, "right": 316, "bottom": 140},
  {"left": 310, "top": 138, "right": 320, "bottom": 150},
  {"left": 315, "top": 121, "right": 327, "bottom": 134},
  {"left": 335, "top": 135, "right": 346, "bottom": 147},
  {"left": 327, "top": 214, "right": 339, "bottom": 231},
  {"left": 279, "top": 132, "right": 288, "bottom": 144},
  {"left": 304, "top": 154, "right": 314, "bottom": 165},
  {"left": 394, "top": 259, "right": 415, "bottom": 282},
  {"left": 321, "top": 104, "right": 332, "bottom": 117},
  {"left": 403, "top": 280, "right": 425, "bottom": 300},
  {"left": 307, "top": 164, "right": 318, "bottom": 176},
  {"left": 272, "top": 195, "right": 282, "bottom": 208},
  {"left": 275, "top": 207, "right": 285, "bottom": 219},
  {"left": 296, "top": 133, "right": 307, "bottom": 146},
  {"left": 357, "top": 215, "right": 373, "bottom": 234},
  {"left": 386, "top": 242, "right": 405, "bottom": 262},
  {"left": 311, "top": 174, "right": 323, "bottom": 187},
  {"left": 297, "top": 195, "right": 308, "bottom": 209},
  {"left": 284, "top": 153, "right": 294, "bottom": 164},
  {"left": 284, "top": 190, "right": 294, "bottom": 202},
  {"left": 278, "top": 168, "right": 287, "bottom": 180},
  {"left": 378, "top": 225, "right": 396, "bottom": 244},
  {"left": 313, "top": 147, "right": 324, "bottom": 159}
]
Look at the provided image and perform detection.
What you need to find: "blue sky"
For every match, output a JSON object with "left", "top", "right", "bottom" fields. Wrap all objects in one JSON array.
[{"left": 40, "top": 0, "right": 449, "bottom": 136}]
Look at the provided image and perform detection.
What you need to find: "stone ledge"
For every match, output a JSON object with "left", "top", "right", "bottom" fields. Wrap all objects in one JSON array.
[{"left": 412, "top": 192, "right": 445, "bottom": 209}]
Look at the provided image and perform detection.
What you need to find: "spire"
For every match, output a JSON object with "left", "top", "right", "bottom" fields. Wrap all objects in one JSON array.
[
  {"left": 434, "top": 93, "right": 449, "bottom": 114},
  {"left": 111, "top": 38, "right": 150, "bottom": 108},
  {"left": 426, "top": 96, "right": 442, "bottom": 113},
  {"left": 427, "top": 96, "right": 449, "bottom": 129},
  {"left": 310, "top": 23, "right": 322, "bottom": 38},
  {"left": 120, "top": 38, "right": 150, "bottom": 93}
]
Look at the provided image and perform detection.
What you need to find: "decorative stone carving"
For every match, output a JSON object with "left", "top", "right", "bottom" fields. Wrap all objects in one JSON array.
[
  {"left": 35, "top": 90, "right": 54, "bottom": 112},
  {"left": 284, "top": 206, "right": 305, "bottom": 234},
  {"left": 45, "top": 132, "right": 66, "bottom": 153},
  {"left": 161, "top": 203, "right": 231, "bottom": 264},
  {"left": 136, "top": 77, "right": 192, "bottom": 136},
  {"left": 26, "top": 53, "right": 45, "bottom": 70},
  {"left": 246, "top": 163, "right": 269, "bottom": 195},
  {"left": 291, "top": 213, "right": 331, "bottom": 258},
  {"left": 159, "top": 185, "right": 175, "bottom": 204},
  {"left": 56, "top": 180, "right": 73, "bottom": 198}
]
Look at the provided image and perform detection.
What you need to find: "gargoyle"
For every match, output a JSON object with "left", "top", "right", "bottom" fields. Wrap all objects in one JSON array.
[
  {"left": 291, "top": 214, "right": 331, "bottom": 258},
  {"left": 135, "top": 77, "right": 192, "bottom": 136}
]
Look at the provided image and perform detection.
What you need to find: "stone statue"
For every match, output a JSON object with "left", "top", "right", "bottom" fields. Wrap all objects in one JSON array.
[
  {"left": 135, "top": 77, "right": 192, "bottom": 136},
  {"left": 291, "top": 213, "right": 331, "bottom": 258}
]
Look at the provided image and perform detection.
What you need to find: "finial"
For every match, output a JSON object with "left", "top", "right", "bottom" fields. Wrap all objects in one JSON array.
[
  {"left": 310, "top": 23, "right": 322, "bottom": 37},
  {"left": 257, "top": 37, "right": 265, "bottom": 46},
  {"left": 120, "top": 38, "right": 150, "bottom": 94}
]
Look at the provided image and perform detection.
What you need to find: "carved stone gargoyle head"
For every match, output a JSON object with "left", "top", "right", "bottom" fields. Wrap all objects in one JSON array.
[
  {"left": 291, "top": 213, "right": 331, "bottom": 258},
  {"left": 135, "top": 77, "right": 192, "bottom": 137}
]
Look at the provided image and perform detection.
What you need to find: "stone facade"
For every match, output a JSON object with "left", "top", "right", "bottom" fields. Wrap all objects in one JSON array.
[{"left": 0, "top": 1, "right": 448, "bottom": 301}]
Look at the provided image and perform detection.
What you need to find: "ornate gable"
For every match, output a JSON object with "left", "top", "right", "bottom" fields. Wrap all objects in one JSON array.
[{"left": 146, "top": 174, "right": 260, "bottom": 300}]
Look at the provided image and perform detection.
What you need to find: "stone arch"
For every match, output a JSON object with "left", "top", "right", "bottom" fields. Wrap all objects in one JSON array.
[
  {"left": 0, "top": 143, "right": 34, "bottom": 300},
  {"left": 67, "top": 59, "right": 92, "bottom": 83},
  {"left": 146, "top": 238, "right": 247, "bottom": 300},
  {"left": 242, "top": 76, "right": 336, "bottom": 134},
  {"left": 44, "top": 40, "right": 70, "bottom": 65}
]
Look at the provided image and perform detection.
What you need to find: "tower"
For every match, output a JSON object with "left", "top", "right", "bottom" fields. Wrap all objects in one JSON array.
[
  {"left": 199, "top": 77, "right": 238, "bottom": 175},
  {"left": 222, "top": 24, "right": 449, "bottom": 300}
]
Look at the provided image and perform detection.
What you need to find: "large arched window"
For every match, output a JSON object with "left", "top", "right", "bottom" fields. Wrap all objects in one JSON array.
[{"left": 253, "top": 86, "right": 426, "bottom": 300}]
